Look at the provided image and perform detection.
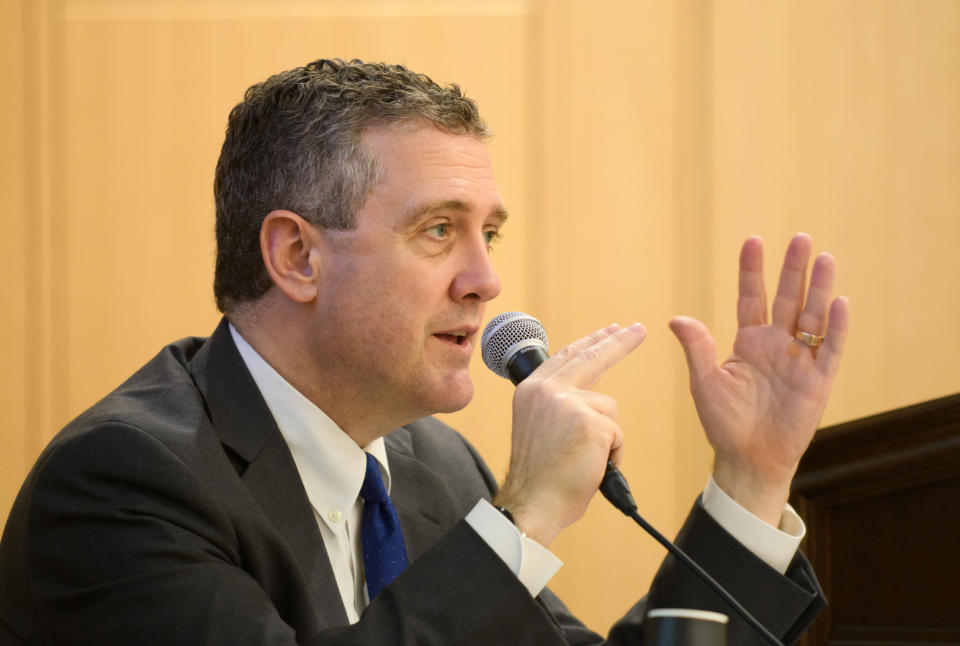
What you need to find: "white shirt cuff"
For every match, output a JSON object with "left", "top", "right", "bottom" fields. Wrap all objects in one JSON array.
[
  {"left": 464, "top": 499, "right": 563, "bottom": 597},
  {"left": 701, "top": 476, "right": 804, "bottom": 575}
]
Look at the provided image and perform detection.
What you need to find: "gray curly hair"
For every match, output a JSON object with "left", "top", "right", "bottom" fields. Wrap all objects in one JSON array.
[{"left": 213, "top": 58, "right": 489, "bottom": 313}]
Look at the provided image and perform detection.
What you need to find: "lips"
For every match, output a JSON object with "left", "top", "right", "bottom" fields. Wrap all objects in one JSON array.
[
  {"left": 432, "top": 326, "right": 478, "bottom": 349},
  {"left": 435, "top": 333, "right": 469, "bottom": 346}
]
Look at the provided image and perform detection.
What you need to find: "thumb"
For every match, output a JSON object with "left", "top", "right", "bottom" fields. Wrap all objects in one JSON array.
[{"left": 668, "top": 316, "right": 717, "bottom": 385}]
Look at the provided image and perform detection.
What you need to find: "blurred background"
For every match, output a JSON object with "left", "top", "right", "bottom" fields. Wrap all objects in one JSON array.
[{"left": 2, "top": 0, "right": 958, "bottom": 634}]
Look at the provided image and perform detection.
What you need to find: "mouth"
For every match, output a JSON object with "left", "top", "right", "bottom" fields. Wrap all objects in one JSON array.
[
  {"left": 434, "top": 332, "right": 471, "bottom": 347},
  {"left": 433, "top": 326, "right": 478, "bottom": 349}
]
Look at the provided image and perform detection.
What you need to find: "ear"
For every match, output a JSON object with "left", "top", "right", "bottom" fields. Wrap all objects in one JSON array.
[{"left": 260, "top": 210, "right": 321, "bottom": 303}]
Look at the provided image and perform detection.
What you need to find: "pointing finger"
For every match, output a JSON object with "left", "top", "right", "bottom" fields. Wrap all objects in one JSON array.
[
  {"left": 532, "top": 323, "right": 621, "bottom": 380},
  {"left": 553, "top": 323, "right": 647, "bottom": 389}
]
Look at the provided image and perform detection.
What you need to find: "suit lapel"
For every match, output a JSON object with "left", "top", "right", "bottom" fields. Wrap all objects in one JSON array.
[
  {"left": 188, "top": 320, "right": 463, "bottom": 625},
  {"left": 384, "top": 429, "right": 463, "bottom": 563},
  {"left": 188, "top": 319, "right": 348, "bottom": 628}
]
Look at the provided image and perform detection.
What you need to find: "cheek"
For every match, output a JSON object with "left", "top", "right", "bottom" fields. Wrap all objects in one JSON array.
[
  {"left": 338, "top": 284, "right": 425, "bottom": 359},
  {"left": 323, "top": 251, "right": 440, "bottom": 350}
]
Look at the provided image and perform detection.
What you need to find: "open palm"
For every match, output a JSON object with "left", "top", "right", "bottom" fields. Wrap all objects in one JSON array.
[{"left": 670, "top": 234, "right": 850, "bottom": 524}]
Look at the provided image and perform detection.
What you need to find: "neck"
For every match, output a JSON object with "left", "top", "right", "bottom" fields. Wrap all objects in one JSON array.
[{"left": 229, "top": 300, "right": 409, "bottom": 448}]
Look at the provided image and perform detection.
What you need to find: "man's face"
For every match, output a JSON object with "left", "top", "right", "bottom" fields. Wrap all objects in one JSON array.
[{"left": 308, "top": 124, "right": 504, "bottom": 429}]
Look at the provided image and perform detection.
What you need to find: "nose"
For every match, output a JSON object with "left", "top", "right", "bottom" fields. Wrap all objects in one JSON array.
[{"left": 450, "top": 235, "right": 501, "bottom": 303}]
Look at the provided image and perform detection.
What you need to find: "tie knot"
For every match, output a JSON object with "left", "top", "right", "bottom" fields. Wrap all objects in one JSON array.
[{"left": 359, "top": 452, "right": 388, "bottom": 503}]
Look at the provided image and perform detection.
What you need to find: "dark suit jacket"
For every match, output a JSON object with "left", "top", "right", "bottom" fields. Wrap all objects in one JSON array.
[{"left": 0, "top": 319, "right": 825, "bottom": 645}]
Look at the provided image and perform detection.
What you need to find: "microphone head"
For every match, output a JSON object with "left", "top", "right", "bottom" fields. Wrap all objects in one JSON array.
[{"left": 481, "top": 311, "right": 549, "bottom": 379}]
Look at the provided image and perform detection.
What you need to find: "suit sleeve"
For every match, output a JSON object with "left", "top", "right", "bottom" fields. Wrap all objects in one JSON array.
[
  {"left": 613, "top": 500, "right": 826, "bottom": 646},
  {"left": 449, "top": 429, "right": 825, "bottom": 645},
  {"left": 532, "top": 500, "right": 825, "bottom": 646}
]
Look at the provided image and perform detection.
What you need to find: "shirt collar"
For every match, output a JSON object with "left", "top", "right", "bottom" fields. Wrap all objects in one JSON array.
[{"left": 229, "top": 324, "right": 391, "bottom": 526}]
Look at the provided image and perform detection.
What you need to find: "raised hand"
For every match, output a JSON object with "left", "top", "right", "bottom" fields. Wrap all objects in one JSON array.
[
  {"left": 494, "top": 322, "right": 647, "bottom": 546},
  {"left": 669, "top": 234, "right": 850, "bottom": 526}
]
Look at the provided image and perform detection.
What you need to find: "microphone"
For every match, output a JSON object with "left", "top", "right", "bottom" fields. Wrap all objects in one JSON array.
[
  {"left": 480, "top": 311, "right": 638, "bottom": 512},
  {"left": 480, "top": 311, "right": 785, "bottom": 646}
]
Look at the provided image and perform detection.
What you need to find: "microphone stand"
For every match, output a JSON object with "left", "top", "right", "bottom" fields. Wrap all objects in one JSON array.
[{"left": 600, "top": 463, "right": 785, "bottom": 646}]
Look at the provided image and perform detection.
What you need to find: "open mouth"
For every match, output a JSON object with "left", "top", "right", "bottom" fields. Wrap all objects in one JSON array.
[{"left": 435, "top": 333, "right": 469, "bottom": 346}]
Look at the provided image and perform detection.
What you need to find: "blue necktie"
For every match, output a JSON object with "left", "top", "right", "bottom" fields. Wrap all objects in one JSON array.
[{"left": 360, "top": 452, "right": 408, "bottom": 600}]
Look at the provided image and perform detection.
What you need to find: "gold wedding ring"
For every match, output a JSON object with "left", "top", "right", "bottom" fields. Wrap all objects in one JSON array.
[{"left": 795, "top": 330, "right": 824, "bottom": 348}]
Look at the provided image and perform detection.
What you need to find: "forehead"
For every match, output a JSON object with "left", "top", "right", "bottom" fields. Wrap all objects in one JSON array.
[{"left": 359, "top": 124, "right": 503, "bottom": 220}]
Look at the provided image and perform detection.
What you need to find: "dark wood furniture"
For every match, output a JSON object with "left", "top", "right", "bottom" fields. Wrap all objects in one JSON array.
[{"left": 791, "top": 393, "right": 960, "bottom": 645}]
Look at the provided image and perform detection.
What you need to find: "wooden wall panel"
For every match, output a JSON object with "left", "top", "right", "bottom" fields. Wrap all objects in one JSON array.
[
  {"left": 710, "top": 0, "right": 960, "bottom": 427},
  {"left": 792, "top": 393, "right": 960, "bottom": 644},
  {"left": 533, "top": 0, "right": 713, "bottom": 632},
  {"left": 0, "top": 0, "right": 31, "bottom": 528}
]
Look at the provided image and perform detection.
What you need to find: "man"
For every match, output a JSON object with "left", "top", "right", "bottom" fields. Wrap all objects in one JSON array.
[{"left": 0, "top": 59, "right": 848, "bottom": 644}]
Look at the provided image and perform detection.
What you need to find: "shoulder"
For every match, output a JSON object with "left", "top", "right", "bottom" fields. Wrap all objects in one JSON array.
[
  {"left": 391, "top": 417, "right": 490, "bottom": 475},
  {"left": 15, "top": 333, "right": 244, "bottom": 561},
  {"left": 18, "top": 334, "right": 229, "bottom": 527},
  {"left": 395, "top": 416, "right": 480, "bottom": 457},
  {"left": 386, "top": 416, "right": 500, "bottom": 501},
  {"left": 49, "top": 335, "right": 212, "bottom": 461}
]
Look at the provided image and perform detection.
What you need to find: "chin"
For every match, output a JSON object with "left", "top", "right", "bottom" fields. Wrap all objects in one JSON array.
[{"left": 425, "top": 377, "right": 474, "bottom": 415}]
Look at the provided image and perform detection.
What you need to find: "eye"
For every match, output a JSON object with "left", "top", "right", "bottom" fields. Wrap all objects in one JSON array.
[
  {"left": 425, "top": 222, "right": 450, "bottom": 239},
  {"left": 483, "top": 229, "right": 502, "bottom": 246}
]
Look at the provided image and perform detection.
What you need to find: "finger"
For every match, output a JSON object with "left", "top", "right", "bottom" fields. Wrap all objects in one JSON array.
[
  {"left": 771, "top": 233, "right": 813, "bottom": 331},
  {"left": 550, "top": 393, "right": 623, "bottom": 464},
  {"left": 607, "top": 421, "right": 624, "bottom": 465},
  {"left": 668, "top": 316, "right": 717, "bottom": 385},
  {"left": 553, "top": 323, "right": 647, "bottom": 389},
  {"left": 796, "top": 252, "right": 836, "bottom": 337},
  {"left": 580, "top": 408, "right": 624, "bottom": 466},
  {"left": 737, "top": 235, "right": 768, "bottom": 328},
  {"left": 534, "top": 323, "right": 620, "bottom": 379},
  {"left": 609, "top": 443, "right": 624, "bottom": 468},
  {"left": 578, "top": 390, "right": 618, "bottom": 421},
  {"left": 816, "top": 296, "right": 850, "bottom": 377}
]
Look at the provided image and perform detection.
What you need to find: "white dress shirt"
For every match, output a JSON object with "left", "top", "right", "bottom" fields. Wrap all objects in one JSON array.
[{"left": 230, "top": 324, "right": 803, "bottom": 623}]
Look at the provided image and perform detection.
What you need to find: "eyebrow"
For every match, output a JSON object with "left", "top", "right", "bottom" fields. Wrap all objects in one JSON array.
[{"left": 398, "top": 199, "right": 509, "bottom": 231}]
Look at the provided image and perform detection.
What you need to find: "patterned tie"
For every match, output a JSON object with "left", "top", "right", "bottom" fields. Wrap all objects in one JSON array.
[{"left": 359, "top": 452, "right": 408, "bottom": 600}]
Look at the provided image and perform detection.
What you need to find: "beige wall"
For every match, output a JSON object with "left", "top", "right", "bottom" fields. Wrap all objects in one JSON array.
[{"left": 3, "top": 0, "right": 959, "bottom": 634}]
